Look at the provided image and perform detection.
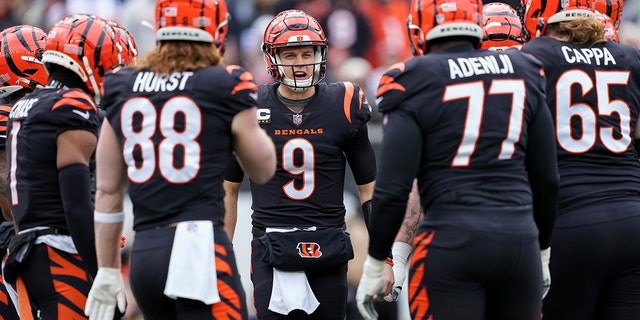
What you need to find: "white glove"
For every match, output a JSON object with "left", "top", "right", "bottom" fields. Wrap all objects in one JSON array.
[
  {"left": 541, "top": 248, "right": 551, "bottom": 298},
  {"left": 85, "top": 267, "right": 127, "bottom": 320},
  {"left": 356, "top": 255, "right": 386, "bottom": 320},
  {"left": 383, "top": 242, "right": 413, "bottom": 302}
]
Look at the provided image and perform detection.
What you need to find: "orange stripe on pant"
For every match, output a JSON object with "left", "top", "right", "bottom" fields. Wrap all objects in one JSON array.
[{"left": 16, "top": 276, "right": 34, "bottom": 320}]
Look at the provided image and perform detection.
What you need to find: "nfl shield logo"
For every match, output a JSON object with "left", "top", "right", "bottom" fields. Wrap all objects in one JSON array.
[{"left": 293, "top": 114, "right": 302, "bottom": 125}]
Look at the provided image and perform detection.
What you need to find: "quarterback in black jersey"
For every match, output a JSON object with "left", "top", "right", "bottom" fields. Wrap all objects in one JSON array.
[
  {"left": 356, "top": 0, "right": 559, "bottom": 319},
  {"left": 521, "top": 0, "right": 640, "bottom": 318},
  {"left": 3, "top": 15, "right": 135, "bottom": 320},
  {"left": 0, "top": 24, "right": 49, "bottom": 320},
  {"left": 224, "top": 9, "right": 378, "bottom": 320},
  {"left": 86, "top": 1, "right": 276, "bottom": 320}
]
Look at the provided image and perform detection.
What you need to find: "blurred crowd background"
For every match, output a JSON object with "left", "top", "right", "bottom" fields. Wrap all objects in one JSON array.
[
  {"left": 0, "top": 0, "right": 416, "bottom": 124},
  {"left": 2, "top": 0, "right": 640, "bottom": 121},
  {"left": 3, "top": 0, "right": 640, "bottom": 318}
]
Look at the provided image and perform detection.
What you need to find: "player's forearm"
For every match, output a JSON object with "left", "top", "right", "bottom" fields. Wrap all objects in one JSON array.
[
  {"left": 95, "top": 220, "right": 124, "bottom": 268},
  {"left": 394, "top": 179, "right": 423, "bottom": 244}
]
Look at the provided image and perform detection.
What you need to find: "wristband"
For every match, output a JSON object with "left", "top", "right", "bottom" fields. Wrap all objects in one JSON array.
[
  {"left": 385, "top": 257, "right": 394, "bottom": 267},
  {"left": 94, "top": 211, "right": 125, "bottom": 223},
  {"left": 392, "top": 241, "right": 413, "bottom": 264}
]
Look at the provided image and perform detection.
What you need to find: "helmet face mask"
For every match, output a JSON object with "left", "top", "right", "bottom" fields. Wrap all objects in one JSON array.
[
  {"left": 482, "top": 2, "right": 527, "bottom": 50},
  {"left": 155, "top": 0, "right": 230, "bottom": 53},
  {"left": 107, "top": 20, "right": 139, "bottom": 67},
  {"left": 0, "top": 25, "right": 48, "bottom": 98},
  {"left": 406, "top": 0, "right": 484, "bottom": 56},
  {"left": 262, "top": 10, "right": 327, "bottom": 92}
]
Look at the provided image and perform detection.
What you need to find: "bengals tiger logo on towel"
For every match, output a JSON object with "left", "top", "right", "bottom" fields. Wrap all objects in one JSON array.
[{"left": 297, "top": 242, "right": 323, "bottom": 258}]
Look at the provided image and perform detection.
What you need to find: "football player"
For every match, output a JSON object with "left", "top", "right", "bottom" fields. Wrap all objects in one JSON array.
[
  {"left": 356, "top": 0, "right": 559, "bottom": 319},
  {"left": 223, "top": 9, "right": 379, "bottom": 320},
  {"left": 482, "top": 2, "right": 528, "bottom": 51},
  {"left": 521, "top": 0, "right": 640, "bottom": 318},
  {"left": 3, "top": 14, "right": 136, "bottom": 319},
  {"left": 84, "top": 0, "right": 276, "bottom": 319},
  {"left": 0, "top": 23, "right": 48, "bottom": 320}
]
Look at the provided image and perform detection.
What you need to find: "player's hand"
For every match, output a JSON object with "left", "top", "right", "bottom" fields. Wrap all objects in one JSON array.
[
  {"left": 541, "top": 247, "right": 551, "bottom": 298},
  {"left": 383, "top": 262, "right": 403, "bottom": 302},
  {"left": 356, "top": 255, "right": 386, "bottom": 320},
  {"left": 382, "top": 261, "right": 394, "bottom": 296},
  {"left": 383, "top": 242, "right": 412, "bottom": 302},
  {"left": 120, "top": 235, "right": 126, "bottom": 248},
  {"left": 85, "top": 267, "right": 127, "bottom": 320}
]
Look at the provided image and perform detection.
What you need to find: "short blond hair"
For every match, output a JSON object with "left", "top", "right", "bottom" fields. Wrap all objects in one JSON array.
[
  {"left": 133, "top": 41, "right": 225, "bottom": 73},
  {"left": 546, "top": 17, "right": 606, "bottom": 45}
]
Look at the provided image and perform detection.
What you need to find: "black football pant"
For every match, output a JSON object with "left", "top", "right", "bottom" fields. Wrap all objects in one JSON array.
[
  {"left": 129, "top": 225, "right": 247, "bottom": 320},
  {"left": 543, "top": 200, "right": 640, "bottom": 320},
  {"left": 409, "top": 205, "right": 543, "bottom": 320},
  {"left": 20, "top": 244, "right": 91, "bottom": 320}
]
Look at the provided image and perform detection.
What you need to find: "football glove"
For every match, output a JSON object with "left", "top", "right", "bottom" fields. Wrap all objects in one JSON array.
[
  {"left": 541, "top": 247, "right": 551, "bottom": 298},
  {"left": 356, "top": 255, "right": 386, "bottom": 320},
  {"left": 383, "top": 241, "right": 412, "bottom": 302},
  {"left": 85, "top": 267, "right": 127, "bottom": 320}
]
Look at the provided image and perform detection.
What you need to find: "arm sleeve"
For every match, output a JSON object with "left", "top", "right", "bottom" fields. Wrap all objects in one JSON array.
[
  {"left": 59, "top": 163, "right": 98, "bottom": 277},
  {"left": 224, "top": 154, "right": 245, "bottom": 183},
  {"left": 526, "top": 105, "right": 559, "bottom": 250},
  {"left": 344, "top": 125, "right": 376, "bottom": 185},
  {"left": 368, "top": 110, "right": 422, "bottom": 260}
]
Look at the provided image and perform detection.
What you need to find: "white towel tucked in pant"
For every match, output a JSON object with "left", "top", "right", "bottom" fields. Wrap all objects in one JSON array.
[
  {"left": 164, "top": 221, "right": 220, "bottom": 304},
  {"left": 268, "top": 268, "right": 320, "bottom": 315}
]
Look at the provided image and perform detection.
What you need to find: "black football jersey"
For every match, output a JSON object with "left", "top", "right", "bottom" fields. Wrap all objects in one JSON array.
[
  {"left": 102, "top": 65, "right": 259, "bottom": 231},
  {"left": 226, "top": 82, "right": 375, "bottom": 228},
  {"left": 522, "top": 37, "right": 640, "bottom": 212},
  {"left": 377, "top": 45, "right": 548, "bottom": 210},
  {"left": 6, "top": 88, "right": 100, "bottom": 230}
]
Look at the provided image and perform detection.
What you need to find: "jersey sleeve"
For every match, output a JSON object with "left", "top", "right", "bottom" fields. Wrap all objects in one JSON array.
[
  {"left": 0, "top": 105, "right": 12, "bottom": 149},
  {"left": 375, "top": 62, "right": 410, "bottom": 114},
  {"left": 340, "top": 81, "right": 372, "bottom": 134},
  {"left": 50, "top": 89, "right": 100, "bottom": 136},
  {"left": 221, "top": 65, "right": 259, "bottom": 114},
  {"left": 224, "top": 155, "right": 245, "bottom": 183}
]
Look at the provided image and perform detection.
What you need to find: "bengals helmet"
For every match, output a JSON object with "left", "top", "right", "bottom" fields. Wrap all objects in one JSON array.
[
  {"left": 482, "top": 2, "right": 528, "bottom": 50},
  {"left": 524, "top": 0, "right": 596, "bottom": 38},
  {"left": 262, "top": 10, "right": 328, "bottom": 91},
  {"left": 42, "top": 14, "right": 121, "bottom": 104},
  {"left": 595, "top": 0, "right": 623, "bottom": 29},
  {"left": 155, "top": 0, "right": 230, "bottom": 53},
  {"left": 107, "top": 20, "right": 139, "bottom": 66},
  {"left": 0, "top": 25, "right": 48, "bottom": 98},
  {"left": 406, "top": 0, "right": 484, "bottom": 56},
  {"left": 595, "top": 10, "right": 619, "bottom": 42}
]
